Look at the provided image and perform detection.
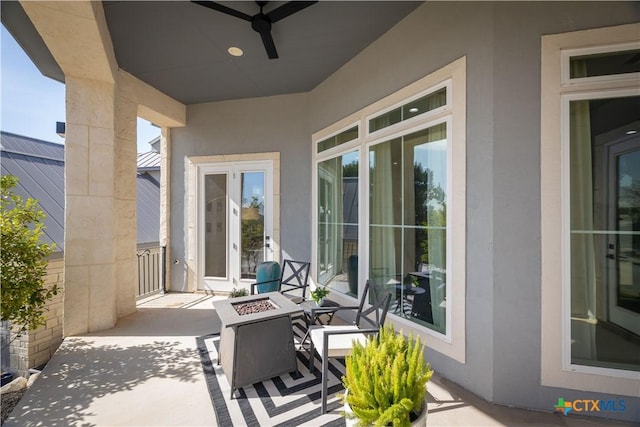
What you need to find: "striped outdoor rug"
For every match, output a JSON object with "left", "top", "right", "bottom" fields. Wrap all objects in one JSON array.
[{"left": 196, "top": 321, "right": 347, "bottom": 427}]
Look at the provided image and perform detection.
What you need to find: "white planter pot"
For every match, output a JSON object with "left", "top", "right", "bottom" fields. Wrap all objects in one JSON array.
[{"left": 343, "top": 390, "right": 428, "bottom": 427}]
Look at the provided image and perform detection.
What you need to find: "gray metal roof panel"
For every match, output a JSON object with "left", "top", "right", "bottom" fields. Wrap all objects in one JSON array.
[
  {"left": 137, "top": 151, "right": 160, "bottom": 170},
  {"left": 1, "top": 148, "right": 65, "bottom": 250},
  {"left": 343, "top": 177, "right": 358, "bottom": 240},
  {"left": 1, "top": 132, "right": 160, "bottom": 249},
  {"left": 136, "top": 172, "right": 160, "bottom": 245},
  {"left": 1, "top": 132, "right": 65, "bottom": 161}
]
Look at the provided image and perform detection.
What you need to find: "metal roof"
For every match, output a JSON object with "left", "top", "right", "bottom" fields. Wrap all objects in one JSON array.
[
  {"left": 1, "top": 131, "right": 160, "bottom": 250},
  {"left": 137, "top": 151, "right": 161, "bottom": 171},
  {"left": 135, "top": 172, "right": 160, "bottom": 246},
  {"left": 343, "top": 176, "right": 358, "bottom": 241}
]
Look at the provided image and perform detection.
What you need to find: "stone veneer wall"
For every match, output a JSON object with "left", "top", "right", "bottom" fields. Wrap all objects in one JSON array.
[{"left": 9, "top": 256, "right": 64, "bottom": 377}]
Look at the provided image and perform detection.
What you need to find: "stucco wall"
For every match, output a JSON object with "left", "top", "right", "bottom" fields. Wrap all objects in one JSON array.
[
  {"left": 306, "top": 0, "right": 639, "bottom": 420},
  {"left": 310, "top": 0, "right": 498, "bottom": 401},
  {"left": 169, "top": 1, "right": 639, "bottom": 421},
  {"left": 170, "top": 93, "right": 310, "bottom": 292}
]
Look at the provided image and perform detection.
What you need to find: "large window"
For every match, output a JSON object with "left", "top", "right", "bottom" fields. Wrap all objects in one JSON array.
[
  {"left": 313, "top": 58, "right": 466, "bottom": 361},
  {"left": 569, "top": 94, "right": 640, "bottom": 372},
  {"left": 541, "top": 25, "right": 640, "bottom": 396},
  {"left": 317, "top": 150, "right": 359, "bottom": 296},
  {"left": 369, "top": 123, "right": 447, "bottom": 333}
]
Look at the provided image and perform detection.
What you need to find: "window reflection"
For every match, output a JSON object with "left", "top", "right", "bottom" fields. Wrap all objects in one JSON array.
[
  {"left": 317, "top": 151, "right": 359, "bottom": 297},
  {"left": 569, "top": 95, "right": 640, "bottom": 372},
  {"left": 369, "top": 123, "right": 447, "bottom": 333}
]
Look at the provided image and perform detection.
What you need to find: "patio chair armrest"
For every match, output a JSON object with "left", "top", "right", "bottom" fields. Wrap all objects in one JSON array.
[
  {"left": 250, "top": 278, "right": 279, "bottom": 295},
  {"left": 310, "top": 304, "right": 359, "bottom": 319},
  {"left": 280, "top": 284, "right": 305, "bottom": 293},
  {"left": 320, "top": 327, "right": 380, "bottom": 356},
  {"left": 321, "top": 327, "right": 379, "bottom": 337}
]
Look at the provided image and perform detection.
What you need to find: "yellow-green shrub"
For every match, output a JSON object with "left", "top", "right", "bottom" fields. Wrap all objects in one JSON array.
[{"left": 342, "top": 324, "right": 432, "bottom": 427}]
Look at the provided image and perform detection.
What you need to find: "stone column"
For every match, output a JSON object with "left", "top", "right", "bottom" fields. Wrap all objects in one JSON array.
[
  {"left": 20, "top": 1, "right": 185, "bottom": 335},
  {"left": 160, "top": 127, "right": 171, "bottom": 291},
  {"left": 64, "top": 77, "right": 119, "bottom": 335},
  {"left": 115, "top": 93, "right": 138, "bottom": 318}
]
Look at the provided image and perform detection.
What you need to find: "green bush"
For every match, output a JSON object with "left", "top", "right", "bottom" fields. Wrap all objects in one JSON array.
[
  {"left": 1, "top": 175, "right": 57, "bottom": 335},
  {"left": 342, "top": 324, "right": 432, "bottom": 427},
  {"left": 229, "top": 287, "right": 249, "bottom": 298}
]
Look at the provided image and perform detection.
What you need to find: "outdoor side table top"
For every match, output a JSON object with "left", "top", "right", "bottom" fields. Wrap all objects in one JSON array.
[{"left": 299, "top": 298, "right": 340, "bottom": 326}]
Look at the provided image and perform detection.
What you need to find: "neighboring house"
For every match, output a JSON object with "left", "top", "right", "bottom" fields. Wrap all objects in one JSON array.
[
  {"left": 3, "top": 2, "right": 639, "bottom": 423},
  {"left": 0, "top": 131, "right": 160, "bottom": 248},
  {"left": 137, "top": 140, "right": 160, "bottom": 183}
]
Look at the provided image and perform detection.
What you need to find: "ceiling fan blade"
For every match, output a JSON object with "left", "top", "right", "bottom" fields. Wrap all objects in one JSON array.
[
  {"left": 266, "top": 1, "right": 317, "bottom": 23},
  {"left": 258, "top": 29, "right": 279, "bottom": 59},
  {"left": 191, "top": 1, "right": 252, "bottom": 22}
]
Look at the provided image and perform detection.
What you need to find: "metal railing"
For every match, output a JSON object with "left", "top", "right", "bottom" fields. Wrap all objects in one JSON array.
[{"left": 136, "top": 245, "right": 165, "bottom": 298}]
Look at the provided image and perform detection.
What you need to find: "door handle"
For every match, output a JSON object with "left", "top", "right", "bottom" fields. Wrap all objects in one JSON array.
[{"left": 607, "top": 254, "right": 615, "bottom": 260}]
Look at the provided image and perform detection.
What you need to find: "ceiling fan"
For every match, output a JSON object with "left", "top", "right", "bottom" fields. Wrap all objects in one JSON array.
[{"left": 192, "top": 1, "right": 318, "bottom": 59}]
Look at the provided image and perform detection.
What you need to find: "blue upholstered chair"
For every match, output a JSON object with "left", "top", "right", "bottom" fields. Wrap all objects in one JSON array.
[
  {"left": 250, "top": 260, "right": 311, "bottom": 304},
  {"left": 252, "top": 261, "right": 281, "bottom": 293}
]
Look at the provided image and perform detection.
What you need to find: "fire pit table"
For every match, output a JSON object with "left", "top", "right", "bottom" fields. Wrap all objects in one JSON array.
[{"left": 213, "top": 292, "right": 303, "bottom": 398}]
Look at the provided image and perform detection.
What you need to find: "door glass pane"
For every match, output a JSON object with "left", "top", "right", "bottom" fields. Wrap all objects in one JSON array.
[
  {"left": 369, "top": 123, "right": 447, "bottom": 333},
  {"left": 204, "top": 174, "right": 227, "bottom": 277},
  {"left": 240, "top": 172, "right": 265, "bottom": 280},
  {"left": 569, "top": 95, "right": 640, "bottom": 371},
  {"left": 317, "top": 150, "right": 359, "bottom": 297}
]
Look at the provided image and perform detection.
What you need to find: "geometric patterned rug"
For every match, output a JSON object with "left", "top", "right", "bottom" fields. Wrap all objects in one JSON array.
[{"left": 196, "top": 321, "right": 347, "bottom": 427}]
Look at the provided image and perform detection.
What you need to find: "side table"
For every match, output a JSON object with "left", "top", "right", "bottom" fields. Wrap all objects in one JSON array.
[{"left": 297, "top": 299, "right": 340, "bottom": 353}]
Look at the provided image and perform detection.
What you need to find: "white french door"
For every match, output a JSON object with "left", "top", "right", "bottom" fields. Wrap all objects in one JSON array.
[
  {"left": 198, "top": 160, "right": 274, "bottom": 292},
  {"left": 607, "top": 136, "right": 640, "bottom": 335}
]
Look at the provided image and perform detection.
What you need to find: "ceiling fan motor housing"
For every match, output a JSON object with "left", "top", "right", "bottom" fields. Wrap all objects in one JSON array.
[{"left": 252, "top": 14, "right": 272, "bottom": 33}]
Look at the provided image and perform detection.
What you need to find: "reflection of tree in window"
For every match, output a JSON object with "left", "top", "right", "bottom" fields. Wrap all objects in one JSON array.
[
  {"left": 343, "top": 160, "right": 358, "bottom": 177},
  {"left": 242, "top": 195, "right": 264, "bottom": 275},
  {"left": 413, "top": 164, "right": 446, "bottom": 266}
]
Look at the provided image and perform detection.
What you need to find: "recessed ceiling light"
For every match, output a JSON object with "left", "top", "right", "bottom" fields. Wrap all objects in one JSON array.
[
  {"left": 228, "top": 47, "right": 243, "bottom": 57},
  {"left": 409, "top": 107, "right": 419, "bottom": 113},
  {"left": 625, "top": 129, "right": 637, "bottom": 135}
]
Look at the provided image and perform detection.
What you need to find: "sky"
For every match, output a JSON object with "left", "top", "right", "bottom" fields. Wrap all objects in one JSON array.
[{"left": 1, "top": 25, "right": 159, "bottom": 153}]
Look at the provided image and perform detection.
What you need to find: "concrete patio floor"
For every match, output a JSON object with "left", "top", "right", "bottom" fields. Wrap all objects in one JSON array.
[{"left": 3, "top": 292, "right": 637, "bottom": 427}]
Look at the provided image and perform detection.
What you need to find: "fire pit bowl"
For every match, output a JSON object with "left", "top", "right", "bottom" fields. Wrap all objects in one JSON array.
[{"left": 232, "top": 298, "right": 277, "bottom": 315}]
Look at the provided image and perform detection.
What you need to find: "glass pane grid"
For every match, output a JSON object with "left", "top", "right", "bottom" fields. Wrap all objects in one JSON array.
[
  {"left": 317, "top": 150, "right": 359, "bottom": 298},
  {"left": 369, "top": 122, "right": 448, "bottom": 334},
  {"left": 569, "top": 95, "right": 640, "bottom": 372}
]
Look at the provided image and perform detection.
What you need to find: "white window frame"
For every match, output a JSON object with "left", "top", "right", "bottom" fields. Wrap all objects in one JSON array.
[
  {"left": 541, "top": 23, "right": 640, "bottom": 396},
  {"left": 312, "top": 57, "right": 466, "bottom": 363}
]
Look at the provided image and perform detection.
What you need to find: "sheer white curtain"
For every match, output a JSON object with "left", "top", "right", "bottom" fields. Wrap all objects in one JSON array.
[
  {"left": 570, "top": 98, "right": 597, "bottom": 360},
  {"left": 370, "top": 141, "right": 397, "bottom": 285}
]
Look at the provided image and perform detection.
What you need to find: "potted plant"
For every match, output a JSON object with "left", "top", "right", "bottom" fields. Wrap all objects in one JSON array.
[
  {"left": 342, "top": 324, "right": 433, "bottom": 427},
  {"left": 310, "top": 286, "right": 330, "bottom": 305}
]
